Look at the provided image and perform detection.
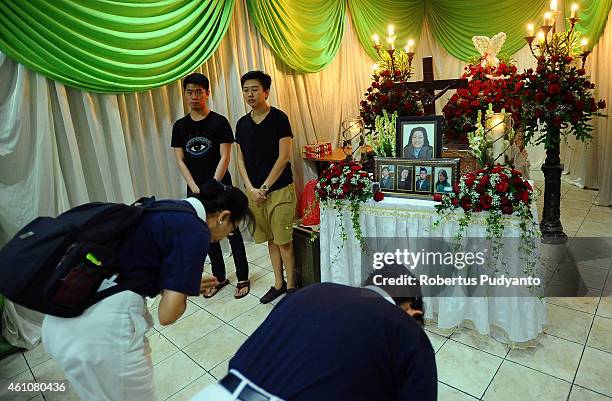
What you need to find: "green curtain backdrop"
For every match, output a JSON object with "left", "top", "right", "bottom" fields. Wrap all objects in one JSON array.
[
  {"left": 348, "top": 0, "right": 424, "bottom": 61},
  {"left": 565, "top": 0, "right": 612, "bottom": 49},
  {"left": 426, "top": 0, "right": 549, "bottom": 60},
  {"left": 0, "top": 0, "right": 234, "bottom": 93},
  {"left": 245, "top": 0, "right": 345, "bottom": 73}
]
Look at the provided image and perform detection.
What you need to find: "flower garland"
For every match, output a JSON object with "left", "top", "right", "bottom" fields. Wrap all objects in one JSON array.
[
  {"left": 433, "top": 166, "right": 540, "bottom": 276},
  {"left": 316, "top": 160, "right": 373, "bottom": 254}
]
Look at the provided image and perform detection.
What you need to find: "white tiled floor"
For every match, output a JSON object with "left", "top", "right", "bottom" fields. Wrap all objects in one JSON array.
[{"left": 1, "top": 175, "right": 612, "bottom": 401}]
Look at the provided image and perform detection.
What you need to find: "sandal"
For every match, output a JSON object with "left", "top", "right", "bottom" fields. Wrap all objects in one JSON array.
[
  {"left": 203, "top": 278, "right": 230, "bottom": 298},
  {"left": 234, "top": 280, "right": 251, "bottom": 299}
]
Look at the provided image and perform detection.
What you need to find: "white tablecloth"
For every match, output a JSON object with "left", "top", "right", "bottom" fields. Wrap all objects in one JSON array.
[{"left": 320, "top": 197, "right": 547, "bottom": 344}]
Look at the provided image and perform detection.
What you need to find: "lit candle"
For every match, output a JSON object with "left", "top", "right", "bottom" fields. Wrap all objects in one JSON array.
[
  {"left": 571, "top": 3, "right": 579, "bottom": 18},
  {"left": 527, "top": 23, "right": 534, "bottom": 37},
  {"left": 581, "top": 38, "right": 588, "bottom": 52},
  {"left": 550, "top": 0, "right": 557, "bottom": 12},
  {"left": 387, "top": 25, "right": 394, "bottom": 36},
  {"left": 544, "top": 12, "right": 552, "bottom": 27},
  {"left": 537, "top": 31, "right": 546, "bottom": 43},
  {"left": 387, "top": 35, "right": 395, "bottom": 50},
  {"left": 373, "top": 34, "right": 380, "bottom": 46},
  {"left": 372, "top": 63, "right": 378, "bottom": 73},
  {"left": 406, "top": 39, "right": 415, "bottom": 53},
  {"left": 490, "top": 114, "right": 506, "bottom": 165}
]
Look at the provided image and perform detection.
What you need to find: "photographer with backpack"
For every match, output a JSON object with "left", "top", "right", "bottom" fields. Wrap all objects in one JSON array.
[{"left": 40, "top": 180, "right": 253, "bottom": 401}]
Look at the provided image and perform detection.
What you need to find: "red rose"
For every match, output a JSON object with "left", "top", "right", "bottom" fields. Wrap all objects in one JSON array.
[
  {"left": 470, "top": 100, "right": 480, "bottom": 107},
  {"left": 535, "top": 91, "right": 546, "bottom": 102},
  {"left": 460, "top": 196, "right": 472, "bottom": 211},
  {"left": 495, "top": 181, "right": 509, "bottom": 193},
  {"left": 564, "top": 56, "right": 574, "bottom": 63},
  {"left": 464, "top": 175, "right": 475, "bottom": 187},
  {"left": 575, "top": 100, "right": 585, "bottom": 111},
  {"left": 502, "top": 205, "right": 514, "bottom": 215},
  {"left": 552, "top": 115, "right": 563, "bottom": 127},
  {"left": 451, "top": 197, "right": 459, "bottom": 206},
  {"left": 500, "top": 196, "right": 510, "bottom": 206},
  {"left": 342, "top": 183, "right": 351, "bottom": 193},
  {"left": 479, "top": 194, "right": 493, "bottom": 210},
  {"left": 598, "top": 99, "right": 607, "bottom": 109},
  {"left": 373, "top": 191, "right": 384, "bottom": 202},
  {"left": 577, "top": 69, "right": 586, "bottom": 76},
  {"left": 372, "top": 82, "right": 380, "bottom": 89},
  {"left": 350, "top": 164, "right": 361, "bottom": 171},
  {"left": 547, "top": 83, "right": 561, "bottom": 95},
  {"left": 433, "top": 194, "right": 443, "bottom": 202},
  {"left": 524, "top": 181, "right": 532, "bottom": 191},
  {"left": 546, "top": 102, "right": 558, "bottom": 112},
  {"left": 516, "top": 190, "right": 529, "bottom": 202},
  {"left": 534, "top": 109, "right": 544, "bottom": 119},
  {"left": 547, "top": 73, "right": 560, "bottom": 81},
  {"left": 571, "top": 111, "right": 582, "bottom": 123}
]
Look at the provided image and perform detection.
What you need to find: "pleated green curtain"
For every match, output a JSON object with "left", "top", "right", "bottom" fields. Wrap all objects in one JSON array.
[
  {"left": 565, "top": 0, "right": 612, "bottom": 49},
  {"left": 245, "top": 0, "right": 345, "bottom": 73},
  {"left": 0, "top": 0, "right": 234, "bottom": 93},
  {"left": 348, "top": 0, "right": 424, "bottom": 61},
  {"left": 426, "top": 0, "right": 550, "bottom": 60}
]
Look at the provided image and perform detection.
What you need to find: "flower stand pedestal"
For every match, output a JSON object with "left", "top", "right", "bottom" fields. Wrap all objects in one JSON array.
[
  {"left": 293, "top": 225, "right": 321, "bottom": 287},
  {"left": 540, "top": 143, "right": 568, "bottom": 244}
]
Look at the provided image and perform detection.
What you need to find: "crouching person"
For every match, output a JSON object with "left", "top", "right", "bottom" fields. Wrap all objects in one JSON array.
[
  {"left": 41, "top": 180, "right": 253, "bottom": 401},
  {"left": 189, "top": 264, "right": 436, "bottom": 401}
]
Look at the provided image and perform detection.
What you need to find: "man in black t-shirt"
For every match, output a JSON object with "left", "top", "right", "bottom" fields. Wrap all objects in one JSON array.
[
  {"left": 171, "top": 73, "right": 251, "bottom": 299},
  {"left": 235, "top": 70, "right": 297, "bottom": 304}
]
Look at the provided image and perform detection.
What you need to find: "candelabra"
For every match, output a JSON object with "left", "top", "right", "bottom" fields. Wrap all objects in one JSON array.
[{"left": 371, "top": 27, "right": 415, "bottom": 79}]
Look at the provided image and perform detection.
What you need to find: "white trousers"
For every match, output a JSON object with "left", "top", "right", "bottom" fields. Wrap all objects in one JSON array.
[{"left": 42, "top": 291, "right": 156, "bottom": 401}]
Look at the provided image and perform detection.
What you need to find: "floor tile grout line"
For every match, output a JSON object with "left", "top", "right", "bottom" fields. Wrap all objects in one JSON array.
[
  {"left": 437, "top": 379, "right": 480, "bottom": 400},
  {"left": 501, "top": 353, "right": 575, "bottom": 385},
  {"left": 479, "top": 354, "right": 505, "bottom": 400},
  {"left": 445, "top": 337, "right": 509, "bottom": 360},
  {"left": 570, "top": 383, "right": 612, "bottom": 400},
  {"left": 567, "top": 311, "right": 598, "bottom": 400},
  {"left": 160, "top": 368, "right": 207, "bottom": 401}
]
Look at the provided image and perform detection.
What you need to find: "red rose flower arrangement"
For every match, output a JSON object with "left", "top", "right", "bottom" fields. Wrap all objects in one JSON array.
[
  {"left": 433, "top": 165, "right": 539, "bottom": 272},
  {"left": 316, "top": 160, "right": 373, "bottom": 251},
  {"left": 518, "top": 55, "right": 606, "bottom": 147},
  {"left": 443, "top": 62, "right": 524, "bottom": 144},
  {"left": 360, "top": 68, "right": 423, "bottom": 131}
]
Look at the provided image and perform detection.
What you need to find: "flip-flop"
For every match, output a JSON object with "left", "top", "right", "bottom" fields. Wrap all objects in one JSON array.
[
  {"left": 203, "top": 278, "right": 230, "bottom": 298},
  {"left": 234, "top": 280, "right": 250, "bottom": 299}
]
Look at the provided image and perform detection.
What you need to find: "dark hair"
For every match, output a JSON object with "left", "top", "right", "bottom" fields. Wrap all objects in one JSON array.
[
  {"left": 182, "top": 73, "right": 210, "bottom": 91},
  {"left": 408, "top": 127, "right": 430, "bottom": 147},
  {"left": 437, "top": 169, "right": 448, "bottom": 183},
  {"left": 240, "top": 70, "right": 272, "bottom": 91},
  {"left": 194, "top": 180, "right": 254, "bottom": 233},
  {"left": 419, "top": 167, "right": 427, "bottom": 174},
  {"left": 382, "top": 166, "right": 389, "bottom": 173},
  {"left": 364, "top": 264, "right": 424, "bottom": 325}
]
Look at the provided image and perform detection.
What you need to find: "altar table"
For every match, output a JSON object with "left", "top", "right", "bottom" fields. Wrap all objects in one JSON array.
[{"left": 319, "top": 197, "right": 547, "bottom": 344}]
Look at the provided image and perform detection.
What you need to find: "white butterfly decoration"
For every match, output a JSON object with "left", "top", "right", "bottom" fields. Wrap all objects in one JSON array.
[{"left": 472, "top": 32, "right": 507, "bottom": 67}]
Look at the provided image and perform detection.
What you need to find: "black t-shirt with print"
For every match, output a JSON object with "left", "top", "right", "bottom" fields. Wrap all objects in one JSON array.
[
  {"left": 235, "top": 107, "right": 293, "bottom": 192},
  {"left": 171, "top": 111, "right": 234, "bottom": 186}
]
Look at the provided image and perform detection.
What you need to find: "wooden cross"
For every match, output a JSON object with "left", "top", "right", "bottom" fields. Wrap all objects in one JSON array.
[{"left": 395, "top": 57, "right": 468, "bottom": 115}]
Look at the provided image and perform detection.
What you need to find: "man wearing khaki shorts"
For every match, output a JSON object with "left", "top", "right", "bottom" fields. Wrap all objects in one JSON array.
[{"left": 235, "top": 70, "right": 296, "bottom": 304}]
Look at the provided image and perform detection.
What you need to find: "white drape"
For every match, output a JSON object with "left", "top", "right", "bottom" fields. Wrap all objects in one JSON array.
[{"left": 0, "top": 0, "right": 610, "bottom": 346}]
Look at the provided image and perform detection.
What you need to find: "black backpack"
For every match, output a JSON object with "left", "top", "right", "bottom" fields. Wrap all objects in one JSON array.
[{"left": 0, "top": 197, "right": 196, "bottom": 318}]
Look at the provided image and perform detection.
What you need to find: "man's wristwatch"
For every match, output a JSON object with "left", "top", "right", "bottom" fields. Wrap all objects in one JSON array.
[{"left": 260, "top": 184, "right": 269, "bottom": 192}]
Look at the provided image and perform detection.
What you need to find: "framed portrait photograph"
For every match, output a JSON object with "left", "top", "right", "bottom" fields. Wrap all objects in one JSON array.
[
  {"left": 414, "top": 166, "right": 432, "bottom": 193},
  {"left": 396, "top": 116, "right": 444, "bottom": 160},
  {"left": 396, "top": 165, "right": 413, "bottom": 192},
  {"left": 379, "top": 164, "right": 395, "bottom": 190},
  {"left": 374, "top": 157, "right": 460, "bottom": 199},
  {"left": 433, "top": 166, "right": 454, "bottom": 194}
]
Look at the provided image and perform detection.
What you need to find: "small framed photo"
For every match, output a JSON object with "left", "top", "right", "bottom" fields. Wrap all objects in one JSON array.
[
  {"left": 396, "top": 116, "right": 444, "bottom": 160},
  {"left": 374, "top": 157, "right": 460, "bottom": 199},
  {"left": 414, "top": 166, "right": 432, "bottom": 193},
  {"left": 379, "top": 164, "right": 396, "bottom": 190},
  {"left": 396, "top": 165, "right": 413, "bottom": 192},
  {"left": 433, "top": 166, "right": 454, "bottom": 194}
]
